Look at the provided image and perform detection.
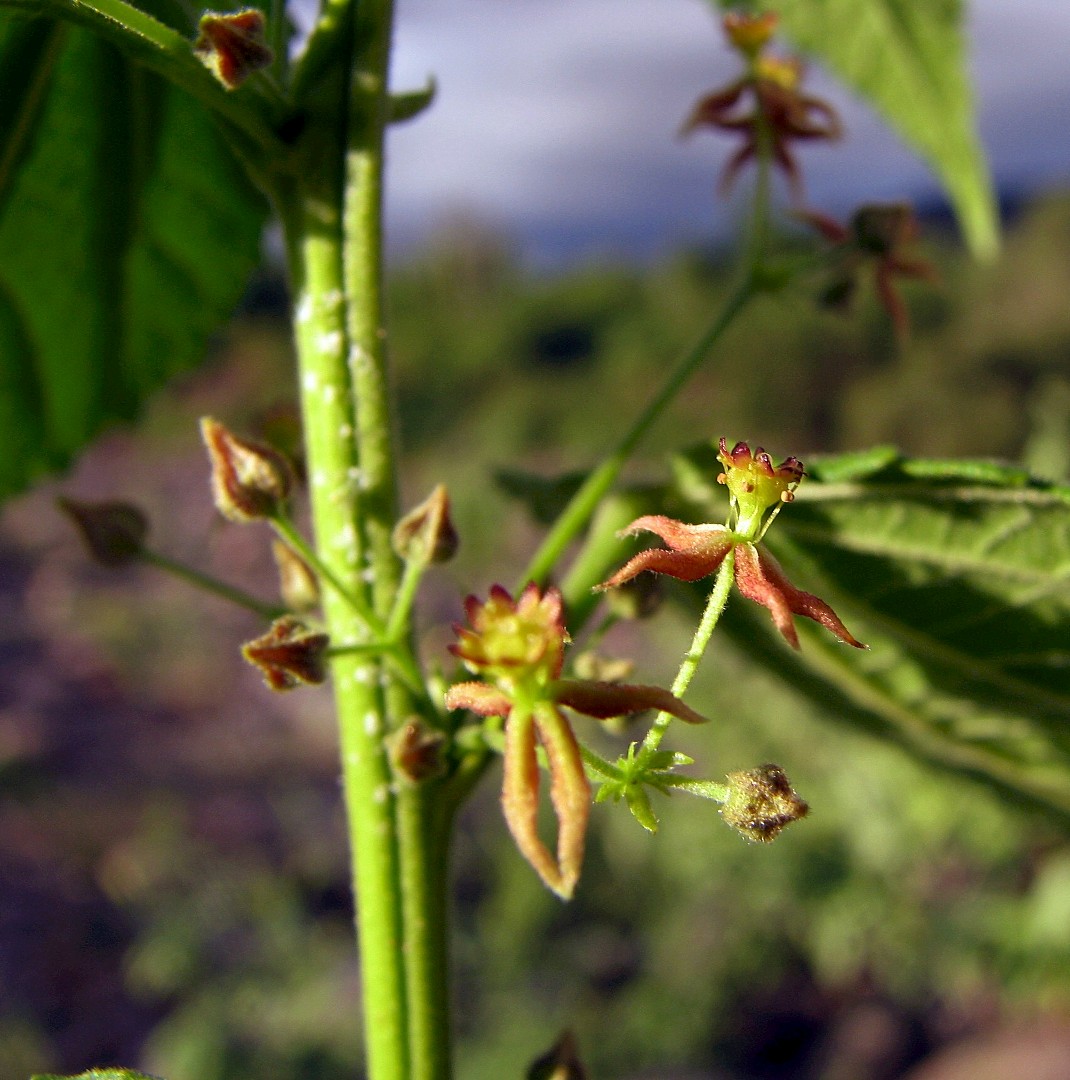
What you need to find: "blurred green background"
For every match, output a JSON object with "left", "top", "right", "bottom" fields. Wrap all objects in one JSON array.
[{"left": 1, "top": 192, "right": 1070, "bottom": 1080}]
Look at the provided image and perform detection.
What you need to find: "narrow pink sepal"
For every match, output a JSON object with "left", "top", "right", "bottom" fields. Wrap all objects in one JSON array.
[
  {"left": 596, "top": 518, "right": 733, "bottom": 590},
  {"left": 501, "top": 706, "right": 590, "bottom": 900},
  {"left": 734, "top": 542, "right": 867, "bottom": 650},
  {"left": 553, "top": 679, "right": 708, "bottom": 725},
  {"left": 444, "top": 681, "right": 512, "bottom": 716}
]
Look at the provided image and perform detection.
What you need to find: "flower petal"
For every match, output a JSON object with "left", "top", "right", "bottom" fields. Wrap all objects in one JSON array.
[
  {"left": 734, "top": 542, "right": 866, "bottom": 649},
  {"left": 596, "top": 518, "right": 733, "bottom": 590},
  {"left": 444, "top": 681, "right": 512, "bottom": 716}
]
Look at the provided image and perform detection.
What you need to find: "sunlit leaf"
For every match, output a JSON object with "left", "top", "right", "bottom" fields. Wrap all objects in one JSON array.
[
  {"left": 0, "top": 12, "right": 268, "bottom": 501},
  {"left": 675, "top": 445, "right": 1070, "bottom": 821}
]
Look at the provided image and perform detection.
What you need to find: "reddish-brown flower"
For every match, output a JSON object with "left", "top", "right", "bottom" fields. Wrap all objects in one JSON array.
[
  {"left": 446, "top": 584, "right": 707, "bottom": 898},
  {"left": 242, "top": 616, "right": 329, "bottom": 691},
  {"left": 194, "top": 8, "right": 274, "bottom": 90},
  {"left": 802, "top": 203, "right": 938, "bottom": 342},
  {"left": 682, "top": 45, "right": 841, "bottom": 199},
  {"left": 596, "top": 440, "right": 866, "bottom": 652}
]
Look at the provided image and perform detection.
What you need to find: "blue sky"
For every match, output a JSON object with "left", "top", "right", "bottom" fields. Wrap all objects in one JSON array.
[{"left": 379, "top": 0, "right": 1070, "bottom": 263}]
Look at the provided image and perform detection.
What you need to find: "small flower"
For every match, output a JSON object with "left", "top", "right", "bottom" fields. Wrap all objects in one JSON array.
[
  {"left": 242, "top": 616, "right": 329, "bottom": 690},
  {"left": 596, "top": 439, "right": 866, "bottom": 651},
  {"left": 682, "top": 21, "right": 841, "bottom": 200},
  {"left": 193, "top": 8, "right": 274, "bottom": 90},
  {"left": 58, "top": 498, "right": 149, "bottom": 566},
  {"left": 446, "top": 584, "right": 706, "bottom": 898},
  {"left": 721, "top": 763, "right": 809, "bottom": 842},
  {"left": 802, "top": 203, "right": 938, "bottom": 342},
  {"left": 201, "top": 416, "right": 293, "bottom": 523}
]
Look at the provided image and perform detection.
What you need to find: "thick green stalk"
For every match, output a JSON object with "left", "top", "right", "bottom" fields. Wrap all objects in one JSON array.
[
  {"left": 275, "top": 6, "right": 414, "bottom": 1064},
  {"left": 343, "top": 3, "right": 454, "bottom": 1075}
]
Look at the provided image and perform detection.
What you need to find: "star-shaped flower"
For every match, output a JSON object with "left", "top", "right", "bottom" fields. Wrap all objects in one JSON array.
[
  {"left": 682, "top": 15, "right": 841, "bottom": 200},
  {"left": 446, "top": 584, "right": 707, "bottom": 898},
  {"left": 802, "top": 203, "right": 938, "bottom": 342},
  {"left": 596, "top": 440, "right": 866, "bottom": 652}
]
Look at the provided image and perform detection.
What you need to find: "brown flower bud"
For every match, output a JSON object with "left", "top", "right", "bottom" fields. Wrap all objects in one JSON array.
[
  {"left": 272, "top": 539, "right": 320, "bottom": 612},
  {"left": 392, "top": 483, "right": 459, "bottom": 564},
  {"left": 200, "top": 416, "right": 293, "bottom": 523},
  {"left": 526, "top": 1030, "right": 588, "bottom": 1080},
  {"left": 390, "top": 719, "right": 447, "bottom": 784},
  {"left": 193, "top": 8, "right": 274, "bottom": 90},
  {"left": 58, "top": 498, "right": 149, "bottom": 566},
  {"left": 721, "top": 763, "right": 809, "bottom": 842},
  {"left": 242, "top": 616, "right": 329, "bottom": 691}
]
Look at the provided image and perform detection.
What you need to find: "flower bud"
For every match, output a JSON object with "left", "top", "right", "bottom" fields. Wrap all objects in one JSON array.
[
  {"left": 272, "top": 539, "right": 320, "bottom": 612},
  {"left": 200, "top": 416, "right": 293, "bottom": 523},
  {"left": 242, "top": 616, "right": 329, "bottom": 691},
  {"left": 723, "top": 11, "right": 778, "bottom": 57},
  {"left": 721, "top": 763, "right": 808, "bottom": 842},
  {"left": 390, "top": 719, "right": 448, "bottom": 784},
  {"left": 193, "top": 8, "right": 274, "bottom": 90},
  {"left": 58, "top": 498, "right": 149, "bottom": 566},
  {"left": 526, "top": 1030, "right": 588, "bottom": 1080},
  {"left": 392, "top": 483, "right": 459, "bottom": 564}
]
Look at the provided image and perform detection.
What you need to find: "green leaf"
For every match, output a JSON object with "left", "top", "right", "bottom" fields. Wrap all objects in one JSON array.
[
  {"left": 0, "top": 13, "right": 269, "bottom": 500},
  {"left": 679, "top": 448, "right": 1070, "bottom": 822},
  {"left": 735, "top": 0, "right": 999, "bottom": 258}
]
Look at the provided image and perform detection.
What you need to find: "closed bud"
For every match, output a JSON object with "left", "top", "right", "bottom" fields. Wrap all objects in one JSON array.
[
  {"left": 193, "top": 8, "right": 273, "bottom": 90},
  {"left": 272, "top": 539, "right": 320, "bottom": 612},
  {"left": 58, "top": 498, "right": 149, "bottom": 566},
  {"left": 721, "top": 763, "right": 808, "bottom": 842},
  {"left": 201, "top": 416, "right": 293, "bottom": 523},
  {"left": 390, "top": 719, "right": 447, "bottom": 783},
  {"left": 242, "top": 616, "right": 329, "bottom": 691},
  {"left": 527, "top": 1030, "right": 588, "bottom": 1080},
  {"left": 392, "top": 483, "right": 458, "bottom": 564}
]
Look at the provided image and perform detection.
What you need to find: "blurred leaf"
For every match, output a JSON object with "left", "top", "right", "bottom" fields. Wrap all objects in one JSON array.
[
  {"left": 726, "top": 0, "right": 998, "bottom": 258},
  {"left": 674, "top": 445, "right": 1070, "bottom": 821},
  {"left": 0, "top": 12, "right": 268, "bottom": 501},
  {"left": 495, "top": 466, "right": 587, "bottom": 525},
  {"left": 33, "top": 1071, "right": 163, "bottom": 1080}
]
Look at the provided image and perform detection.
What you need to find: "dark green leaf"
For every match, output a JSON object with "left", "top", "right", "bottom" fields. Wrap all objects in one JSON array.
[{"left": 0, "top": 14, "right": 268, "bottom": 500}]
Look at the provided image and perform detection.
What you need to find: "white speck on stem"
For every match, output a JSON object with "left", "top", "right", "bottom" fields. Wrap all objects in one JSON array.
[
  {"left": 295, "top": 295, "right": 314, "bottom": 325},
  {"left": 317, "top": 330, "right": 344, "bottom": 357},
  {"left": 302, "top": 371, "right": 319, "bottom": 393},
  {"left": 322, "top": 384, "right": 339, "bottom": 405},
  {"left": 373, "top": 783, "right": 390, "bottom": 805},
  {"left": 310, "top": 469, "right": 327, "bottom": 490},
  {"left": 363, "top": 711, "right": 381, "bottom": 737},
  {"left": 338, "top": 422, "right": 353, "bottom": 440}
]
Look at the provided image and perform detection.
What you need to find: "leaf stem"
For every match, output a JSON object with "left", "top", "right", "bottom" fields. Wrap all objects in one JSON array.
[
  {"left": 141, "top": 549, "right": 285, "bottom": 620},
  {"left": 518, "top": 278, "right": 754, "bottom": 591},
  {"left": 642, "top": 549, "right": 735, "bottom": 753}
]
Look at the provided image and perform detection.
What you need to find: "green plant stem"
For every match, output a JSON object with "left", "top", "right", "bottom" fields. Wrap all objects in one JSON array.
[
  {"left": 642, "top": 550, "right": 736, "bottom": 753},
  {"left": 342, "top": 4, "right": 454, "bottom": 1071},
  {"left": 141, "top": 549, "right": 285, "bottom": 620},
  {"left": 518, "top": 278, "right": 754, "bottom": 591},
  {"left": 270, "top": 513, "right": 383, "bottom": 631},
  {"left": 279, "top": 1, "right": 457, "bottom": 1076}
]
